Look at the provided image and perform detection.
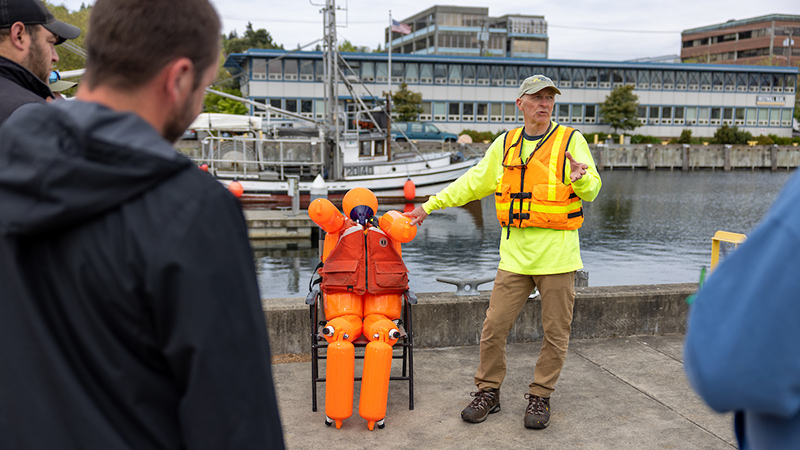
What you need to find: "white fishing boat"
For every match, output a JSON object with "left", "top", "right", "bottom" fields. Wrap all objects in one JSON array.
[{"left": 190, "top": 0, "right": 480, "bottom": 205}]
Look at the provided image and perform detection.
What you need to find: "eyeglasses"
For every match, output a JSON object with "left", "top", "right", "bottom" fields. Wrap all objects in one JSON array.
[{"left": 49, "top": 70, "right": 61, "bottom": 84}]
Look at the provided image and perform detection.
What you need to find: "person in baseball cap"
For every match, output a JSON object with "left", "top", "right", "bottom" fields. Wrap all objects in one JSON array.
[{"left": 0, "top": 0, "right": 80, "bottom": 123}]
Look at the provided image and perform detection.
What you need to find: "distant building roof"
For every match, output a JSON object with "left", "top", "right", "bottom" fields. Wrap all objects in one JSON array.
[{"left": 682, "top": 14, "right": 800, "bottom": 36}]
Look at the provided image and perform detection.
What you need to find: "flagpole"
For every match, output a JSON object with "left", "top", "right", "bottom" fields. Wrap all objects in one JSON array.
[{"left": 388, "top": 10, "right": 392, "bottom": 98}]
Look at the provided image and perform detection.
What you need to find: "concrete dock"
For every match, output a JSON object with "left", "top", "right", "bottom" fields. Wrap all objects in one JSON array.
[
  {"left": 264, "top": 283, "right": 736, "bottom": 449},
  {"left": 272, "top": 334, "right": 735, "bottom": 449}
]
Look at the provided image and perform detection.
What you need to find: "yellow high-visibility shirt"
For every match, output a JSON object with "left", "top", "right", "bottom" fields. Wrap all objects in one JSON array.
[{"left": 422, "top": 122, "right": 601, "bottom": 275}]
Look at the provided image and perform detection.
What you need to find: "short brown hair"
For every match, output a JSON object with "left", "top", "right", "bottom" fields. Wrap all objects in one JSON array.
[{"left": 83, "top": 0, "right": 220, "bottom": 91}]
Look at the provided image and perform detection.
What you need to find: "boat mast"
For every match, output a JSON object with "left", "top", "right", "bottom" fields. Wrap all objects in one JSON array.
[{"left": 323, "top": 0, "right": 342, "bottom": 181}]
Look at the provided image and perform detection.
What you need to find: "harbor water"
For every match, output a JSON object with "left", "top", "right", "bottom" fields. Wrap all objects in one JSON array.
[{"left": 255, "top": 170, "right": 795, "bottom": 298}]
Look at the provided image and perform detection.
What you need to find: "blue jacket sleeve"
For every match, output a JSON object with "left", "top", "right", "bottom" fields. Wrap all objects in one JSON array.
[{"left": 684, "top": 172, "right": 800, "bottom": 419}]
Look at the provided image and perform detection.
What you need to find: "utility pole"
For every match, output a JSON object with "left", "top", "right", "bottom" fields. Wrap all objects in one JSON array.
[{"left": 322, "top": 0, "right": 342, "bottom": 180}]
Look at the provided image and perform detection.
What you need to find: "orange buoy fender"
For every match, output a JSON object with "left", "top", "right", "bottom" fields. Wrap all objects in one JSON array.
[
  {"left": 308, "top": 198, "right": 346, "bottom": 233},
  {"left": 403, "top": 179, "right": 416, "bottom": 201},
  {"left": 359, "top": 335, "right": 393, "bottom": 430},
  {"left": 378, "top": 210, "right": 417, "bottom": 243},
  {"left": 326, "top": 337, "right": 355, "bottom": 429},
  {"left": 227, "top": 180, "right": 243, "bottom": 198},
  {"left": 199, "top": 163, "right": 209, "bottom": 172}
]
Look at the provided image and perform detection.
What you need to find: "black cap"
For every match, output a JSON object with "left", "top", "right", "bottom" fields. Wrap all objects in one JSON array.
[{"left": 0, "top": 0, "right": 81, "bottom": 45}]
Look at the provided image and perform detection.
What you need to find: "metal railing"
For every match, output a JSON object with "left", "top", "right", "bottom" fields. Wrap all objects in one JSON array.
[{"left": 196, "top": 135, "right": 324, "bottom": 180}]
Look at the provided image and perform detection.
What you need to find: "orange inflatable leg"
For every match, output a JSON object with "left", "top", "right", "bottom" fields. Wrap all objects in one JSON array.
[
  {"left": 322, "top": 314, "right": 362, "bottom": 344},
  {"left": 363, "top": 293, "right": 402, "bottom": 320},
  {"left": 362, "top": 314, "right": 400, "bottom": 345},
  {"left": 358, "top": 332, "right": 393, "bottom": 430},
  {"left": 325, "top": 331, "right": 354, "bottom": 429}
]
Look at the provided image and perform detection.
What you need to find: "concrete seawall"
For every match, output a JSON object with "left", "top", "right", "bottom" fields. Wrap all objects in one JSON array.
[
  {"left": 262, "top": 283, "right": 696, "bottom": 355},
  {"left": 591, "top": 144, "right": 800, "bottom": 171}
]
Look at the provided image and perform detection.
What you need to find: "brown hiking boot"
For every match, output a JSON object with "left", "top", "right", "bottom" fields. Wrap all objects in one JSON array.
[
  {"left": 524, "top": 394, "right": 551, "bottom": 429},
  {"left": 461, "top": 388, "right": 500, "bottom": 423}
]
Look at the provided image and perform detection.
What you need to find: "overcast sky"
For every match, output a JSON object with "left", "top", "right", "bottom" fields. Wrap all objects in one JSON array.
[{"left": 57, "top": 0, "right": 799, "bottom": 61}]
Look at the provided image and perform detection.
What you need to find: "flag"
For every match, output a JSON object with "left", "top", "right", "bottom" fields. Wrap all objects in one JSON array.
[{"left": 391, "top": 19, "right": 411, "bottom": 35}]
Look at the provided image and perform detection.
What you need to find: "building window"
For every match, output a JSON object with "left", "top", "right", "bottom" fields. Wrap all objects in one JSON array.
[
  {"left": 268, "top": 59, "right": 282, "bottom": 80},
  {"left": 392, "top": 63, "right": 404, "bottom": 83},
  {"left": 434, "top": 64, "right": 447, "bottom": 84},
  {"left": 314, "top": 60, "right": 324, "bottom": 81},
  {"left": 760, "top": 74, "right": 772, "bottom": 92},
  {"left": 433, "top": 102, "right": 446, "bottom": 122},
  {"left": 463, "top": 65, "right": 475, "bottom": 85},
  {"left": 314, "top": 99, "right": 325, "bottom": 119},
  {"left": 361, "top": 62, "right": 375, "bottom": 82},
  {"left": 770, "top": 109, "right": 780, "bottom": 126},
  {"left": 675, "top": 71, "right": 687, "bottom": 90},
  {"left": 724, "top": 73, "right": 736, "bottom": 91},
  {"left": 782, "top": 109, "right": 793, "bottom": 127},
  {"left": 722, "top": 107, "right": 733, "bottom": 125},
  {"left": 637, "top": 70, "right": 649, "bottom": 90},
  {"left": 376, "top": 63, "right": 388, "bottom": 83},
  {"left": 476, "top": 103, "right": 488, "bottom": 122},
  {"left": 586, "top": 68, "right": 598, "bottom": 88},
  {"left": 504, "top": 102, "right": 516, "bottom": 122},
  {"left": 757, "top": 108, "right": 768, "bottom": 126},
  {"left": 284, "top": 60, "right": 298, "bottom": 80},
  {"left": 491, "top": 66, "right": 504, "bottom": 86},
  {"left": 559, "top": 68, "right": 572, "bottom": 87},
  {"left": 662, "top": 106, "right": 672, "bottom": 124},
  {"left": 685, "top": 107, "right": 697, "bottom": 125},
  {"left": 405, "top": 64, "right": 418, "bottom": 84},
  {"left": 700, "top": 72, "right": 711, "bottom": 91},
  {"left": 477, "top": 66, "right": 490, "bottom": 85},
  {"left": 420, "top": 101, "right": 431, "bottom": 121},
  {"left": 748, "top": 73, "right": 759, "bottom": 92},
  {"left": 698, "top": 107, "right": 709, "bottom": 125},
  {"left": 746, "top": 108, "right": 757, "bottom": 126},
  {"left": 504, "top": 66, "right": 517, "bottom": 86},
  {"left": 626, "top": 69, "right": 638, "bottom": 87},
  {"left": 491, "top": 103, "right": 502, "bottom": 122},
  {"left": 301, "top": 99, "right": 313, "bottom": 118},
  {"left": 571, "top": 104, "right": 583, "bottom": 124},
  {"left": 573, "top": 68, "right": 585, "bottom": 88},
  {"left": 300, "top": 60, "right": 313, "bottom": 81},
  {"left": 687, "top": 72, "right": 699, "bottom": 91},
  {"left": 463, "top": 103, "right": 475, "bottom": 121},
  {"left": 420, "top": 64, "right": 433, "bottom": 84},
  {"left": 649, "top": 106, "right": 660, "bottom": 124},
  {"left": 736, "top": 73, "right": 747, "bottom": 92},
  {"left": 674, "top": 106, "right": 685, "bottom": 125},
  {"left": 558, "top": 104, "right": 570, "bottom": 122},
  {"left": 285, "top": 99, "right": 297, "bottom": 113},
  {"left": 252, "top": 58, "right": 267, "bottom": 80},
  {"left": 650, "top": 71, "right": 662, "bottom": 90},
  {"left": 710, "top": 107, "right": 721, "bottom": 125},
  {"left": 712, "top": 72, "right": 724, "bottom": 91},
  {"left": 448, "top": 102, "right": 461, "bottom": 121},
  {"left": 585, "top": 104, "right": 596, "bottom": 123},
  {"left": 598, "top": 69, "right": 610, "bottom": 88},
  {"left": 448, "top": 64, "right": 461, "bottom": 84},
  {"left": 637, "top": 106, "right": 647, "bottom": 124},
  {"left": 734, "top": 107, "right": 745, "bottom": 126}
]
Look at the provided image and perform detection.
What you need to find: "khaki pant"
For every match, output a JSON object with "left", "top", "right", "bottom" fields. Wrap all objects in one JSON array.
[{"left": 474, "top": 269, "right": 575, "bottom": 398}]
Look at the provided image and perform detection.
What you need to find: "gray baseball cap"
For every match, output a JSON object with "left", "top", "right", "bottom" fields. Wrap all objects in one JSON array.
[
  {"left": 0, "top": 0, "right": 81, "bottom": 45},
  {"left": 517, "top": 75, "right": 562, "bottom": 98}
]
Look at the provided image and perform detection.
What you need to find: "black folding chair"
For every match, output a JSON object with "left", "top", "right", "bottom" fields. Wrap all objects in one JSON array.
[{"left": 305, "top": 283, "right": 417, "bottom": 412}]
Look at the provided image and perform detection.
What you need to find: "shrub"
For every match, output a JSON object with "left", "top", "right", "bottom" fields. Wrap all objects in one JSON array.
[
  {"left": 630, "top": 134, "right": 661, "bottom": 144},
  {"left": 712, "top": 125, "right": 752, "bottom": 145},
  {"left": 756, "top": 135, "right": 775, "bottom": 145},
  {"left": 768, "top": 134, "right": 793, "bottom": 145}
]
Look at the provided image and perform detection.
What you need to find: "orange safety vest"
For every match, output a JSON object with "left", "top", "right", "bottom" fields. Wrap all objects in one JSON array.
[
  {"left": 320, "top": 224, "right": 409, "bottom": 295},
  {"left": 495, "top": 125, "right": 583, "bottom": 233}
]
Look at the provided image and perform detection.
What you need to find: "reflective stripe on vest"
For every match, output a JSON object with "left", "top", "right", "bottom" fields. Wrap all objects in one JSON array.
[{"left": 495, "top": 125, "right": 583, "bottom": 232}]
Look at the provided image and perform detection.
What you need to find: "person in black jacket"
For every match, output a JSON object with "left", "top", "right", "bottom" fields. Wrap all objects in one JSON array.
[
  {"left": 0, "top": 0, "right": 285, "bottom": 449},
  {"left": 0, "top": 0, "right": 80, "bottom": 124}
]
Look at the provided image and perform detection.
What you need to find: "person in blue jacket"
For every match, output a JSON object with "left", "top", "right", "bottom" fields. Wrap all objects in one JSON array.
[{"left": 684, "top": 170, "right": 800, "bottom": 450}]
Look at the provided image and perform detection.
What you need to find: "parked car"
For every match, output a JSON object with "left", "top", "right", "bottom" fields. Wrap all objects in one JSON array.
[{"left": 391, "top": 122, "right": 458, "bottom": 142}]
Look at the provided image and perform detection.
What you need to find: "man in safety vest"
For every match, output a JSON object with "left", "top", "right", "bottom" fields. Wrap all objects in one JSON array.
[{"left": 406, "top": 75, "right": 601, "bottom": 430}]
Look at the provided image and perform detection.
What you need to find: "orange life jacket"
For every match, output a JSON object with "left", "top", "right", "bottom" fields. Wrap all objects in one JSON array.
[
  {"left": 320, "top": 224, "right": 409, "bottom": 295},
  {"left": 495, "top": 125, "right": 583, "bottom": 233}
]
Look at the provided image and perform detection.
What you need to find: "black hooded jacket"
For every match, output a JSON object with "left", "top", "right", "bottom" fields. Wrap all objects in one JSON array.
[
  {"left": 0, "top": 55, "right": 53, "bottom": 125},
  {"left": 0, "top": 101, "right": 285, "bottom": 449}
]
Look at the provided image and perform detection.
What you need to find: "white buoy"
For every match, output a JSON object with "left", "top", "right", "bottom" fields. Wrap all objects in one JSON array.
[{"left": 310, "top": 174, "right": 328, "bottom": 202}]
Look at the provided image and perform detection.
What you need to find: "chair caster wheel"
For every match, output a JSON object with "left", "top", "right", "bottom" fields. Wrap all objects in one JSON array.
[
  {"left": 325, "top": 417, "right": 333, "bottom": 427},
  {"left": 376, "top": 418, "right": 385, "bottom": 429}
]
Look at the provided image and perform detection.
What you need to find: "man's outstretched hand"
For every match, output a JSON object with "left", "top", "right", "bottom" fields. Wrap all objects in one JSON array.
[
  {"left": 404, "top": 206, "right": 429, "bottom": 226},
  {"left": 566, "top": 151, "right": 588, "bottom": 182}
]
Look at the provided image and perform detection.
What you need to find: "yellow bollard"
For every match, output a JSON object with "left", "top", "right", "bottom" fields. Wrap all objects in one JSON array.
[{"left": 710, "top": 230, "right": 746, "bottom": 272}]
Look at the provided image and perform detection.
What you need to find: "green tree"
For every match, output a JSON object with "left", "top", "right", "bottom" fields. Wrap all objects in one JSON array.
[
  {"left": 338, "top": 40, "right": 371, "bottom": 53},
  {"left": 599, "top": 85, "right": 640, "bottom": 133},
  {"left": 712, "top": 125, "right": 752, "bottom": 145},
  {"left": 391, "top": 82, "right": 423, "bottom": 122},
  {"left": 223, "top": 22, "right": 283, "bottom": 54}
]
